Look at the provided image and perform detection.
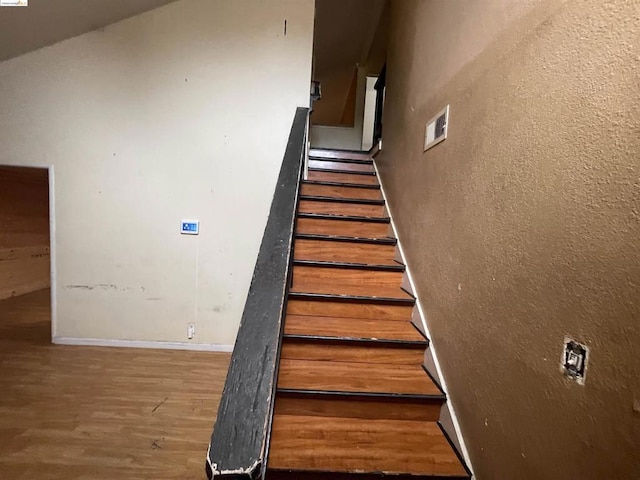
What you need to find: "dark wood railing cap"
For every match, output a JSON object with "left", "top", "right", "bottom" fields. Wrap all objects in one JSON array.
[{"left": 206, "top": 107, "right": 309, "bottom": 480}]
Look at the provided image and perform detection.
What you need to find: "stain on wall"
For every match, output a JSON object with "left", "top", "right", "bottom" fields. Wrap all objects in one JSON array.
[
  {"left": 377, "top": 0, "right": 640, "bottom": 478},
  {"left": 0, "top": 166, "right": 50, "bottom": 300}
]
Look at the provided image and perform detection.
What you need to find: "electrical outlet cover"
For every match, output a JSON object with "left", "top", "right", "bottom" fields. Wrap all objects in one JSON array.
[{"left": 561, "top": 337, "right": 589, "bottom": 385}]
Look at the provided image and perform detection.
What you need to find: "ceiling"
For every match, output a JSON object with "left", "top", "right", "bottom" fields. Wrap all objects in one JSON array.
[
  {"left": 313, "top": 0, "right": 388, "bottom": 77},
  {"left": 0, "top": 0, "right": 178, "bottom": 62}
]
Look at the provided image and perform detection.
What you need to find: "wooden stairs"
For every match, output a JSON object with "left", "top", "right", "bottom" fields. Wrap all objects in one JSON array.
[{"left": 265, "top": 149, "right": 471, "bottom": 479}]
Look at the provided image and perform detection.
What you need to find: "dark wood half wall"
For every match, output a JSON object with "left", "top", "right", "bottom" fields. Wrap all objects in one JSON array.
[{"left": 0, "top": 166, "right": 50, "bottom": 300}]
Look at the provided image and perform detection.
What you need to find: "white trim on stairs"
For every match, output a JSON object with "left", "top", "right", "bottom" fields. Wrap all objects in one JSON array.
[{"left": 372, "top": 156, "right": 475, "bottom": 477}]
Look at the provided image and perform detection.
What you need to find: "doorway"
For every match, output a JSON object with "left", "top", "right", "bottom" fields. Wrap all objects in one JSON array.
[{"left": 0, "top": 166, "right": 52, "bottom": 344}]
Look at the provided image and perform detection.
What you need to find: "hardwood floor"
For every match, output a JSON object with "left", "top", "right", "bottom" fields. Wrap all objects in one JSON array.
[{"left": 0, "top": 289, "right": 231, "bottom": 480}]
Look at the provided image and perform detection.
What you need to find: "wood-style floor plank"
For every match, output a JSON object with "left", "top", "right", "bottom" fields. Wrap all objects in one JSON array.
[
  {"left": 298, "top": 200, "right": 386, "bottom": 218},
  {"left": 268, "top": 415, "right": 467, "bottom": 476},
  {"left": 301, "top": 183, "right": 382, "bottom": 200},
  {"left": 0, "top": 290, "right": 230, "bottom": 480},
  {"left": 284, "top": 315, "right": 425, "bottom": 342},
  {"left": 296, "top": 217, "right": 391, "bottom": 238}
]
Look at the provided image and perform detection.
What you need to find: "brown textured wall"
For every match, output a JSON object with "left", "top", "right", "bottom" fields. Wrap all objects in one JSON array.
[
  {"left": 0, "top": 167, "right": 50, "bottom": 299},
  {"left": 377, "top": 0, "right": 640, "bottom": 478}
]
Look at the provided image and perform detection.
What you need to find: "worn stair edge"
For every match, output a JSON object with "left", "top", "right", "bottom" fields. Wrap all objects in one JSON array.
[
  {"left": 309, "top": 156, "right": 373, "bottom": 165},
  {"left": 303, "top": 180, "right": 381, "bottom": 190},
  {"left": 310, "top": 146, "right": 370, "bottom": 153},
  {"left": 293, "top": 259, "right": 405, "bottom": 272},
  {"left": 268, "top": 470, "right": 471, "bottom": 480},
  {"left": 276, "top": 388, "right": 445, "bottom": 402},
  {"left": 298, "top": 213, "right": 390, "bottom": 224},
  {"left": 295, "top": 233, "right": 397, "bottom": 245},
  {"left": 300, "top": 195, "right": 385, "bottom": 206},
  {"left": 282, "top": 332, "right": 427, "bottom": 347},
  {"left": 288, "top": 292, "right": 416, "bottom": 306},
  {"left": 309, "top": 167, "right": 376, "bottom": 176}
]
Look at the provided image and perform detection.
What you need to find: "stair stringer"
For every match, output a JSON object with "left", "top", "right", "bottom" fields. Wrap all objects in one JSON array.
[{"left": 373, "top": 156, "right": 474, "bottom": 478}]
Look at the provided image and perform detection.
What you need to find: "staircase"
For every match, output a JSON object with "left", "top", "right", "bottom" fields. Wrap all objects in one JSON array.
[{"left": 265, "top": 148, "right": 471, "bottom": 479}]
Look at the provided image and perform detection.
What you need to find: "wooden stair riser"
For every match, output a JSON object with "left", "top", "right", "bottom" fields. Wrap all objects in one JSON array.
[
  {"left": 308, "top": 159, "right": 374, "bottom": 173},
  {"left": 307, "top": 170, "right": 379, "bottom": 185},
  {"left": 284, "top": 315, "right": 426, "bottom": 343},
  {"left": 286, "top": 299, "right": 414, "bottom": 321},
  {"left": 292, "top": 265, "right": 403, "bottom": 290},
  {"left": 309, "top": 150, "right": 372, "bottom": 161},
  {"left": 298, "top": 200, "right": 386, "bottom": 218},
  {"left": 280, "top": 340, "right": 425, "bottom": 365},
  {"left": 293, "top": 239, "right": 397, "bottom": 265},
  {"left": 274, "top": 394, "right": 443, "bottom": 422},
  {"left": 277, "top": 358, "right": 439, "bottom": 395},
  {"left": 296, "top": 217, "right": 390, "bottom": 238},
  {"left": 301, "top": 183, "right": 382, "bottom": 201}
]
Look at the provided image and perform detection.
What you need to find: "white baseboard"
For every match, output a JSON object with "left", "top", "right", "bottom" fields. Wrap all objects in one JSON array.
[{"left": 53, "top": 336, "right": 234, "bottom": 352}]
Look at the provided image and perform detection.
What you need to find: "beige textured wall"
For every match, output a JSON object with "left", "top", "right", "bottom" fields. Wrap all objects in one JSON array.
[
  {"left": 0, "top": 0, "right": 314, "bottom": 347},
  {"left": 377, "top": 0, "right": 640, "bottom": 478}
]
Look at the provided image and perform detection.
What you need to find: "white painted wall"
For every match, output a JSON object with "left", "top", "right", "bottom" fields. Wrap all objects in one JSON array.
[
  {"left": 361, "top": 76, "right": 378, "bottom": 151},
  {"left": 310, "top": 66, "right": 367, "bottom": 150},
  {"left": 0, "top": 0, "right": 314, "bottom": 348}
]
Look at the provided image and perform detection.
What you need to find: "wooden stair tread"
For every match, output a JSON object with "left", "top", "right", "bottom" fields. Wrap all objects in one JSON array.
[
  {"left": 287, "top": 299, "right": 414, "bottom": 322},
  {"left": 277, "top": 359, "right": 439, "bottom": 396},
  {"left": 268, "top": 415, "right": 468, "bottom": 477},
  {"left": 295, "top": 233, "right": 396, "bottom": 245},
  {"left": 292, "top": 264, "right": 403, "bottom": 287},
  {"left": 293, "top": 260, "right": 404, "bottom": 272},
  {"left": 308, "top": 149, "right": 372, "bottom": 162},
  {"left": 284, "top": 315, "right": 425, "bottom": 343},
  {"left": 300, "top": 195, "right": 385, "bottom": 205},
  {"left": 308, "top": 159, "right": 374, "bottom": 172},
  {"left": 298, "top": 212, "right": 390, "bottom": 223},
  {"left": 306, "top": 170, "right": 379, "bottom": 185},
  {"left": 296, "top": 217, "right": 390, "bottom": 238},
  {"left": 303, "top": 179, "right": 381, "bottom": 190},
  {"left": 301, "top": 183, "right": 382, "bottom": 200},
  {"left": 294, "top": 238, "right": 398, "bottom": 265},
  {"left": 299, "top": 199, "right": 386, "bottom": 218},
  {"left": 309, "top": 167, "right": 375, "bottom": 176},
  {"left": 291, "top": 283, "right": 413, "bottom": 301}
]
